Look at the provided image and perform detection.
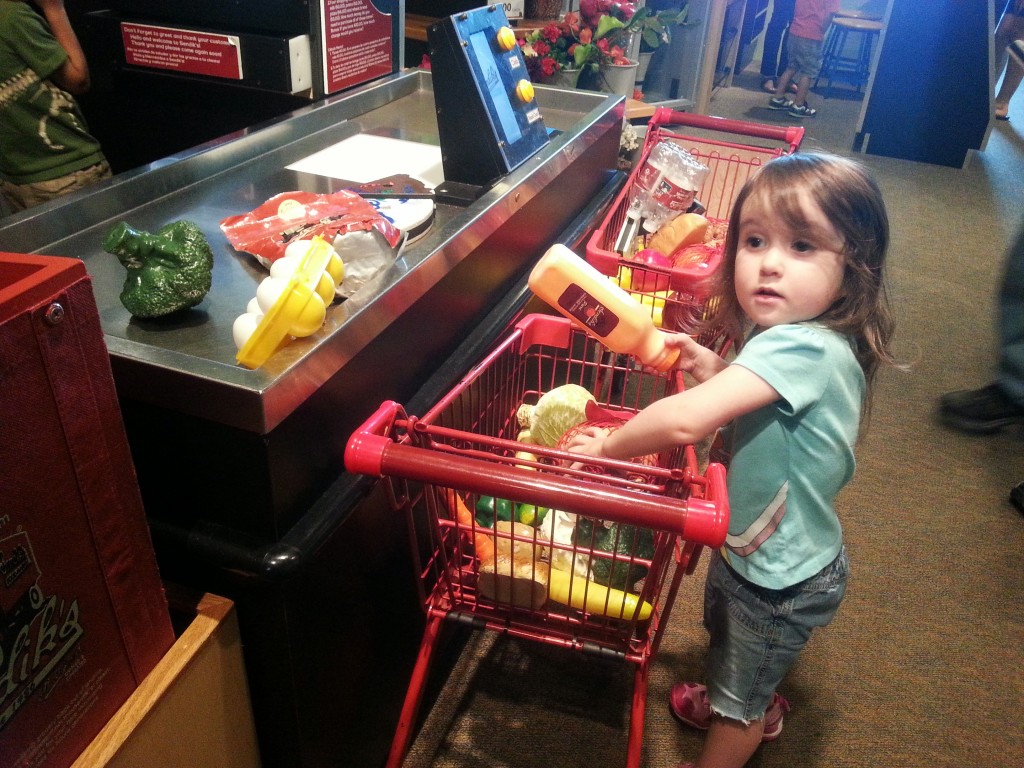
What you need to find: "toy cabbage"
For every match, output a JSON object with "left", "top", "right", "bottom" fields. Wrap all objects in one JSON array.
[{"left": 516, "top": 384, "right": 595, "bottom": 448}]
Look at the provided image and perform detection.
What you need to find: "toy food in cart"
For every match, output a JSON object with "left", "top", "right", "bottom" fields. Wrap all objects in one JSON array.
[
  {"left": 558, "top": 412, "right": 660, "bottom": 591},
  {"left": 624, "top": 248, "right": 675, "bottom": 293},
  {"left": 475, "top": 495, "right": 514, "bottom": 527},
  {"left": 529, "top": 244, "right": 681, "bottom": 371},
  {"left": 513, "top": 431, "right": 541, "bottom": 467},
  {"left": 219, "top": 190, "right": 403, "bottom": 299},
  {"left": 440, "top": 387, "right": 659, "bottom": 622},
  {"left": 647, "top": 211, "right": 709, "bottom": 256},
  {"left": 515, "top": 383, "right": 595, "bottom": 447},
  {"left": 612, "top": 214, "right": 729, "bottom": 333},
  {"left": 232, "top": 236, "right": 345, "bottom": 369},
  {"left": 574, "top": 517, "right": 655, "bottom": 592},
  {"left": 447, "top": 491, "right": 653, "bottom": 619},
  {"left": 616, "top": 139, "right": 711, "bottom": 253},
  {"left": 474, "top": 496, "right": 549, "bottom": 527},
  {"left": 477, "top": 516, "right": 654, "bottom": 619},
  {"left": 478, "top": 521, "right": 551, "bottom": 610}
]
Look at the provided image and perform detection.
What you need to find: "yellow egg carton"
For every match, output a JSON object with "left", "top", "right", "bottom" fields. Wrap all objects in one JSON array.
[{"left": 233, "top": 235, "right": 345, "bottom": 369}]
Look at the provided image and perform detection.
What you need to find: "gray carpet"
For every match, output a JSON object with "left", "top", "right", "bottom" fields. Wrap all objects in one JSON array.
[{"left": 400, "top": 67, "right": 1024, "bottom": 768}]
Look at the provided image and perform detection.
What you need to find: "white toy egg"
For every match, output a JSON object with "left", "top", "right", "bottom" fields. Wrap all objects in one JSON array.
[
  {"left": 232, "top": 312, "right": 262, "bottom": 350},
  {"left": 256, "top": 276, "right": 288, "bottom": 314}
]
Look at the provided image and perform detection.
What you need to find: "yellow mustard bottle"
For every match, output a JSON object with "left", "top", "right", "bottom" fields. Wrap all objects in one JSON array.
[{"left": 528, "top": 244, "right": 681, "bottom": 372}]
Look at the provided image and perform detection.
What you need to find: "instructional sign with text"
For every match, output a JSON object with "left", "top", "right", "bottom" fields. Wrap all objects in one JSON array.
[
  {"left": 320, "top": 0, "right": 393, "bottom": 94},
  {"left": 121, "top": 22, "right": 243, "bottom": 80}
]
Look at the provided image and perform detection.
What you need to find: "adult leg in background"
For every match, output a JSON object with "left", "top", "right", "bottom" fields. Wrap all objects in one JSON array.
[
  {"left": 759, "top": 0, "right": 796, "bottom": 90},
  {"left": 939, "top": 219, "right": 1024, "bottom": 432},
  {"left": 996, "top": 220, "right": 1024, "bottom": 405},
  {"left": 993, "top": 0, "right": 1024, "bottom": 118}
]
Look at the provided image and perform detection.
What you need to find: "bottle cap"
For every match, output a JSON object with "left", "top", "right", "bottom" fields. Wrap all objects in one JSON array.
[{"left": 648, "top": 344, "right": 681, "bottom": 372}]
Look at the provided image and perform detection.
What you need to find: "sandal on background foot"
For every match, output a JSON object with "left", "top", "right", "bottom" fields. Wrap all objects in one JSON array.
[{"left": 761, "top": 79, "right": 776, "bottom": 93}]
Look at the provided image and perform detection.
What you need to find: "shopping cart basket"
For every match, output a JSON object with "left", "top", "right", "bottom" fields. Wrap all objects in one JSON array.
[
  {"left": 346, "top": 313, "right": 729, "bottom": 768},
  {"left": 587, "top": 109, "right": 805, "bottom": 348}
]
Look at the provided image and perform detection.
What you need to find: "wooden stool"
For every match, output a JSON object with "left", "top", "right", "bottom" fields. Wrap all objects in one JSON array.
[
  {"left": 836, "top": 8, "right": 884, "bottom": 22},
  {"left": 815, "top": 16, "right": 884, "bottom": 96}
]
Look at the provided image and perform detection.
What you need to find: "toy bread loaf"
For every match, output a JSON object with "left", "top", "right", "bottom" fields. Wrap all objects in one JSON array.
[
  {"left": 478, "top": 521, "right": 550, "bottom": 609},
  {"left": 647, "top": 212, "right": 709, "bottom": 256}
]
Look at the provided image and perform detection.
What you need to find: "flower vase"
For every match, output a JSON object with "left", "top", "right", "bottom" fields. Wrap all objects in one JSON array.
[
  {"left": 600, "top": 59, "right": 640, "bottom": 98},
  {"left": 547, "top": 67, "right": 581, "bottom": 89},
  {"left": 636, "top": 51, "right": 654, "bottom": 86}
]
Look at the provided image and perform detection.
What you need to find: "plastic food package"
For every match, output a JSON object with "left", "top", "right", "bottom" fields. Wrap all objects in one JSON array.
[{"left": 220, "top": 191, "right": 404, "bottom": 298}]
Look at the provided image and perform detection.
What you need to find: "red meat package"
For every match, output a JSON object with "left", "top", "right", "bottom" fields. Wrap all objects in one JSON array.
[{"left": 219, "top": 190, "right": 402, "bottom": 266}]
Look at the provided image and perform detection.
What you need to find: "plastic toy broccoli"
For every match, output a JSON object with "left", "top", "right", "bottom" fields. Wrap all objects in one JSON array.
[{"left": 104, "top": 220, "right": 214, "bottom": 318}]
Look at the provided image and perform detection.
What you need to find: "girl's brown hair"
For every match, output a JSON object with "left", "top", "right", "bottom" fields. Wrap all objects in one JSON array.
[{"left": 711, "top": 152, "right": 897, "bottom": 409}]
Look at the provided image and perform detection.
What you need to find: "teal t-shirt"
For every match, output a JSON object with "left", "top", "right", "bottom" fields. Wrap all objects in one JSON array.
[
  {"left": 0, "top": 1, "right": 105, "bottom": 184},
  {"left": 721, "top": 323, "right": 864, "bottom": 589}
]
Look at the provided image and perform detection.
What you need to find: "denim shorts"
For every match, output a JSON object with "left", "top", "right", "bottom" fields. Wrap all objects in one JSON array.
[
  {"left": 703, "top": 547, "right": 849, "bottom": 723},
  {"left": 787, "top": 35, "right": 825, "bottom": 80}
]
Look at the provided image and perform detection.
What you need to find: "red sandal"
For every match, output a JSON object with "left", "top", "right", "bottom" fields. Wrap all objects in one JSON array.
[{"left": 669, "top": 682, "right": 791, "bottom": 742}]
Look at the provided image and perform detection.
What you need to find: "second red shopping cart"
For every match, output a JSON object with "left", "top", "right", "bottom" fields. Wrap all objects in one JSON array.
[{"left": 587, "top": 108, "right": 805, "bottom": 349}]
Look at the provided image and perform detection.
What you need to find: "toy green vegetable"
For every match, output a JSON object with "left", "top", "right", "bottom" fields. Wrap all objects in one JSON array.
[
  {"left": 516, "top": 384, "right": 595, "bottom": 447},
  {"left": 475, "top": 495, "right": 514, "bottom": 527},
  {"left": 516, "top": 503, "right": 549, "bottom": 526},
  {"left": 574, "top": 517, "right": 655, "bottom": 591},
  {"left": 104, "top": 220, "right": 214, "bottom": 318}
]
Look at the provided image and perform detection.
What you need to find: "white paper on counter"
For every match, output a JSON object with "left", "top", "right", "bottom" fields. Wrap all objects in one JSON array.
[{"left": 286, "top": 134, "right": 444, "bottom": 188}]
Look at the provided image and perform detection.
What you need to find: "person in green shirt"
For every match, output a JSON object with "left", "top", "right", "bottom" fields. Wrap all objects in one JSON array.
[{"left": 0, "top": 0, "right": 110, "bottom": 214}]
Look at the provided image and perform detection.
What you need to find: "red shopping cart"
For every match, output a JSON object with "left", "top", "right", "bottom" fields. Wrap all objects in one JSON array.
[
  {"left": 587, "top": 108, "right": 805, "bottom": 349},
  {"left": 346, "top": 313, "right": 729, "bottom": 768}
]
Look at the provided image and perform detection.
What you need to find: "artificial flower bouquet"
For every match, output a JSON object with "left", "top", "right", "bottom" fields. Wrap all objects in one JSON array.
[{"left": 520, "top": 1, "right": 688, "bottom": 88}]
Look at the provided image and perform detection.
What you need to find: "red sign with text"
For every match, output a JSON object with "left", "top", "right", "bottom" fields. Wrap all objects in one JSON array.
[
  {"left": 122, "top": 22, "right": 243, "bottom": 80},
  {"left": 321, "top": 0, "right": 393, "bottom": 94}
]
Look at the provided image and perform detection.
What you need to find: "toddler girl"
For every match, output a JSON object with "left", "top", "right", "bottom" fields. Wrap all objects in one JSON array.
[{"left": 565, "top": 152, "right": 898, "bottom": 768}]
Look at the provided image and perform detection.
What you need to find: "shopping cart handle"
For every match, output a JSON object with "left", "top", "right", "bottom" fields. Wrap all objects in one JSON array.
[
  {"left": 359, "top": 439, "right": 730, "bottom": 547},
  {"left": 688, "top": 461, "right": 729, "bottom": 547},
  {"left": 344, "top": 400, "right": 406, "bottom": 477},
  {"left": 649, "top": 108, "right": 805, "bottom": 154}
]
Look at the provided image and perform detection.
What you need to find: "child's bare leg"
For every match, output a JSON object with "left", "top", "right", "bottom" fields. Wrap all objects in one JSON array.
[
  {"left": 774, "top": 67, "right": 796, "bottom": 98},
  {"left": 791, "top": 74, "right": 812, "bottom": 106},
  {"left": 694, "top": 716, "right": 765, "bottom": 768}
]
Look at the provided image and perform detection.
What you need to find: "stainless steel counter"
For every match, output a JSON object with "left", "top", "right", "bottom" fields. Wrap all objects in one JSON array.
[
  {"left": 2, "top": 70, "right": 618, "bottom": 431},
  {"left": 0, "top": 69, "right": 624, "bottom": 536}
]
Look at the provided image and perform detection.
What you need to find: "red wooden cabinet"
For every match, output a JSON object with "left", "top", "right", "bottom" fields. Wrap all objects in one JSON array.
[{"left": 0, "top": 254, "right": 174, "bottom": 768}]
